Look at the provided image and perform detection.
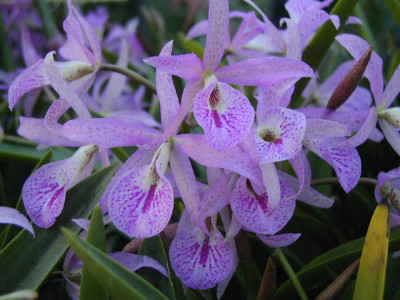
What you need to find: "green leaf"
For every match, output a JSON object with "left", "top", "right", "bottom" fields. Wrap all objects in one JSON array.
[
  {"left": 276, "top": 227, "right": 400, "bottom": 299},
  {"left": 177, "top": 33, "right": 204, "bottom": 59},
  {"left": 353, "top": 203, "right": 389, "bottom": 300},
  {"left": 0, "top": 149, "right": 54, "bottom": 249},
  {"left": 62, "top": 228, "right": 169, "bottom": 300},
  {"left": 386, "top": 0, "right": 400, "bottom": 28},
  {"left": 292, "top": 0, "right": 361, "bottom": 104},
  {"left": 138, "top": 235, "right": 176, "bottom": 300},
  {"left": 0, "top": 164, "right": 117, "bottom": 294},
  {"left": 80, "top": 205, "right": 107, "bottom": 300}
]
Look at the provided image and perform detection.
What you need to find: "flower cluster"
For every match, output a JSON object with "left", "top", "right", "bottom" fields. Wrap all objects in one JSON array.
[{"left": 3, "top": 0, "right": 400, "bottom": 296}]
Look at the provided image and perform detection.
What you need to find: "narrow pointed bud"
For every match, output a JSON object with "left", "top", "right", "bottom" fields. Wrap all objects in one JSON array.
[
  {"left": 55, "top": 61, "right": 95, "bottom": 82},
  {"left": 380, "top": 107, "right": 400, "bottom": 128},
  {"left": 327, "top": 46, "right": 373, "bottom": 110}
]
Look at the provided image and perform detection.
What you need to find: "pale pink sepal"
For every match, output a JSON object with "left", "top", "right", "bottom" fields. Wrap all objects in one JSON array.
[
  {"left": 169, "top": 225, "right": 234, "bottom": 290},
  {"left": 0, "top": 206, "right": 35, "bottom": 237},
  {"left": 194, "top": 80, "right": 254, "bottom": 150},
  {"left": 379, "top": 119, "right": 400, "bottom": 156},
  {"left": 257, "top": 233, "right": 301, "bottom": 247}
]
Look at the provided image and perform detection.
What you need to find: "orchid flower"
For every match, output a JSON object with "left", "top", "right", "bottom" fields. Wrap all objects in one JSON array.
[
  {"left": 22, "top": 145, "right": 98, "bottom": 228},
  {"left": 145, "top": 0, "right": 313, "bottom": 150}
]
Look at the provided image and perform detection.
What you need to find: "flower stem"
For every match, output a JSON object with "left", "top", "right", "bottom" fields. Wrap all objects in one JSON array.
[
  {"left": 99, "top": 64, "right": 156, "bottom": 94},
  {"left": 275, "top": 247, "right": 308, "bottom": 300},
  {"left": 311, "top": 177, "right": 377, "bottom": 187}
]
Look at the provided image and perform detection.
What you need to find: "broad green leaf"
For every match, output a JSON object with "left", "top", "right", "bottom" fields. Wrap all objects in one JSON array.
[
  {"left": 292, "top": 0, "right": 361, "bottom": 104},
  {"left": 0, "top": 164, "right": 117, "bottom": 294},
  {"left": 0, "top": 149, "right": 53, "bottom": 249},
  {"left": 386, "top": 0, "right": 400, "bottom": 27},
  {"left": 62, "top": 228, "right": 169, "bottom": 300},
  {"left": 276, "top": 227, "right": 400, "bottom": 299},
  {"left": 80, "top": 205, "right": 107, "bottom": 300},
  {"left": 138, "top": 235, "right": 176, "bottom": 300},
  {"left": 353, "top": 203, "right": 389, "bottom": 300},
  {"left": 178, "top": 33, "right": 204, "bottom": 59}
]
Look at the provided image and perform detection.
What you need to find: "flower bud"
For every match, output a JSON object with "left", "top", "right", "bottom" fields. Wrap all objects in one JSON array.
[
  {"left": 55, "top": 61, "right": 95, "bottom": 82},
  {"left": 380, "top": 107, "right": 400, "bottom": 128}
]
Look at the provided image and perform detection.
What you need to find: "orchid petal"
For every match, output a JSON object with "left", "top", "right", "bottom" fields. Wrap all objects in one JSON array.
[
  {"left": 256, "top": 78, "right": 298, "bottom": 109},
  {"left": 203, "top": 0, "right": 229, "bottom": 72},
  {"left": 231, "top": 12, "right": 264, "bottom": 50},
  {"left": 231, "top": 176, "right": 295, "bottom": 235},
  {"left": 298, "top": 9, "right": 331, "bottom": 40},
  {"left": 18, "top": 117, "right": 82, "bottom": 147},
  {"left": 20, "top": 25, "right": 41, "bottom": 66},
  {"left": 62, "top": 117, "right": 160, "bottom": 148},
  {"left": 256, "top": 107, "right": 306, "bottom": 163},
  {"left": 382, "top": 64, "right": 400, "bottom": 108},
  {"left": 260, "top": 162, "right": 281, "bottom": 214},
  {"left": 305, "top": 118, "right": 352, "bottom": 139},
  {"left": 157, "top": 41, "right": 180, "bottom": 129},
  {"left": 44, "top": 98, "right": 70, "bottom": 129},
  {"left": 144, "top": 54, "right": 204, "bottom": 80},
  {"left": 169, "top": 146, "right": 208, "bottom": 234},
  {"left": 109, "top": 252, "right": 169, "bottom": 278},
  {"left": 8, "top": 59, "right": 49, "bottom": 110},
  {"left": 108, "top": 145, "right": 173, "bottom": 239},
  {"left": 0, "top": 207, "right": 35, "bottom": 236},
  {"left": 379, "top": 119, "right": 400, "bottom": 156},
  {"left": 303, "top": 137, "right": 361, "bottom": 193},
  {"left": 282, "top": 19, "right": 302, "bottom": 60},
  {"left": 173, "top": 134, "right": 263, "bottom": 186},
  {"left": 187, "top": 20, "right": 208, "bottom": 40},
  {"left": 215, "top": 56, "right": 314, "bottom": 86},
  {"left": 44, "top": 52, "right": 91, "bottom": 119},
  {"left": 194, "top": 81, "right": 254, "bottom": 150},
  {"left": 169, "top": 225, "right": 234, "bottom": 289},
  {"left": 286, "top": 153, "right": 310, "bottom": 201},
  {"left": 335, "top": 34, "right": 383, "bottom": 104},
  {"left": 202, "top": 174, "right": 230, "bottom": 217},
  {"left": 257, "top": 233, "right": 301, "bottom": 247}
]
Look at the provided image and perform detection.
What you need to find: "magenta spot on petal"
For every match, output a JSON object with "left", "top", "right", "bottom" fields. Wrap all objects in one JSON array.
[
  {"left": 275, "top": 138, "right": 283, "bottom": 144},
  {"left": 199, "top": 236, "right": 210, "bottom": 267},
  {"left": 212, "top": 110, "right": 222, "bottom": 128},
  {"left": 142, "top": 183, "right": 157, "bottom": 213},
  {"left": 255, "top": 193, "right": 269, "bottom": 214},
  {"left": 48, "top": 185, "right": 65, "bottom": 207}
]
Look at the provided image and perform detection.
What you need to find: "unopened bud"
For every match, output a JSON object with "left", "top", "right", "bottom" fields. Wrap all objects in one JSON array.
[
  {"left": 56, "top": 61, "right": 95, "bottom": 82},
  {"left": 327, "top": 46, "right": 373, "bottom": 110},
  {"left": 380, "top": 107, "right": 400, "bottom": 128}
]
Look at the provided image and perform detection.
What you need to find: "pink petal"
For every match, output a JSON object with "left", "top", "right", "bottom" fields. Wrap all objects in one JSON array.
[
  {"left": 169, "top": 225, "right": 234, "bottom": 290},
  {"left": 305, "top": 118, "right": 352, "bottom": 139},
  {"left": 193, "top": 81, "right": 254, "bottom": 150},
  {"left": 20, "top": 25, "right": 41, "bottom": 66},
  {"left": 8, "top": 59, "right": 49, "bottom": 110},
  {"left": 18, "top": 117, "right": 82, "bottom": 147},
  {"left": 215, "top": 56, "right": 314, "bottom": 86},
  {"left": 62, "top": 117, "right": 161, "bottom": 148},
  {"left": 169, "top": 146, "right": 208, "bottom": 234},
  {"left": 260, "top": 162, "right": 281, "bottom": 214},
  {"left": 256, "top": 78, "right": 298, "bottom": 109},
  {"left": 256, "top": 107, "right": 306, "bottom": 163},
  {"left": 187, "top": 20, "right": 208, "bottom": 40},
  {"left": 335, "top": 34, "right": 383, "bottom": 104},
  {"left": 108, "top": 159, "right": 173, "bottom": 239},
  {"left": 201, "top": 173, "right": 230, "bottom": 217},
  {"left": 379, "top": 119, "right": 400, "bottom": 156},
  {"left": 156, "top": 41, "right": 180, "bottom": 129},
  {"left": 382, "top": 64, "right": 400, "bottom": 108},
  {"left": 282, "top": 19, "right": 302, "bottom": 60},
  {"left": 303, "top": 137, "right": 361, "bottom": 193},
  {"left": 0, "top": 206, "right": 35, "bottom": 236},
  {"left": 286, "top": 153, "right": 309, "bottom": 201},
  {"left": 173, "top": 134, "right": 263, "bottom": 186},
  {"left": 230, "top": 177, "right": 295, "bottom": 235},
  {"left": 44, "top": 98, "right": 70, "bottom": 129},
  {"left": 230, "top": 12, "right": 264, "bottom": 50},
  {"left": 257, "top": 233, "right": 301, "bottom": 247},
  {"left": 298, "top": 9, "right": 331, "bottom": 41},
  {"left": 44, "top": 52, "right": 91, "bottom": 119},
  {"left": 144, "top": 54, "right": 204, "bottom": 80},
  {"left": 203, "top": 0, "right": 229, "bottom": 72}
]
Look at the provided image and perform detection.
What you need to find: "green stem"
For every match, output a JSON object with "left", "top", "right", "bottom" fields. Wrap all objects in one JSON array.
[
  {"left": 99, "top": 64, "right": 156, "bottom": 94},
  {"left": 275, "top": 248, "right": 308, "bottom": 300},
  {"left": 311, "top": 177, "right": 377, "bottom": 187}
]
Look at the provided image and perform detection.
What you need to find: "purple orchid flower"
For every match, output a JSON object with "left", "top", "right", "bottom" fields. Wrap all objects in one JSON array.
[
  {"left": 145, "top": 0, "right": 313, "bottom": 150},
  {"left": 22, "top": 145, "right": 98, "bottom": 228}
]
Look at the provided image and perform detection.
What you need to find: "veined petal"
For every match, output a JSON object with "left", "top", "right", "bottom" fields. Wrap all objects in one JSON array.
[
  {"left": 305, "top": 118, "right": 352, "bottom": 139},
  {"left": 44, "top": 98, "right": 70, "bottom": 129},
  {"left": 0, "top": 207, "right": 35, "bottom": 237},
  {"left": 18, "top": 117, "right": 82, "bottom": 147},
  {"left": 173, "top": 134, "right": 263, "bottom": 186},
  {"left": 108, "top": 145, "right": 173, "bottom": 239},
  {"left": 203, "top": 0, "right": 229, "bottom": 72},
  {"left": 62, "top": 117, "right": 161, "bottom": 148},
  {"left": 335, "top": 34, "right": 383, "bottom": 104},
  {"left": 157, "top": 41, "right": 180, "bottom": 129},
  {"left": 303, "top": 137, "right": 361, "bottom": 193},
  {"left": 169, "top": 225, "right": 234, "bottom": 290},
  {"left": 215, "top": 56, "right": 314, "bottom": 86},
  {"left": 144, "top": 54, "right": 204, "bottom": 80},
  {"left": 286, "top": 152, "right": 310, "bottom": 201},
  {"left": 202, "top": 173, "right": 230, "bottom": 217},
  {"left": 230, "top": 176, "right": 295, "bottom": 235},
  {"left": 256, "top": 78, "right": 298, "bottom": 109},
  {"left": 257, "top": 233, "right": 301, "bottom": 247},
  {"left": 297, "top": 9, "right": 331, "bottom": 41},
  {"left": 8, "top": 59, "right": 49, "bottom": 110},
  {"left": 194, "top": 81, "right": 254, "bottom": 150},
  {"left": 256, "top": 107, "right": 306, "bottom": 163}
]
